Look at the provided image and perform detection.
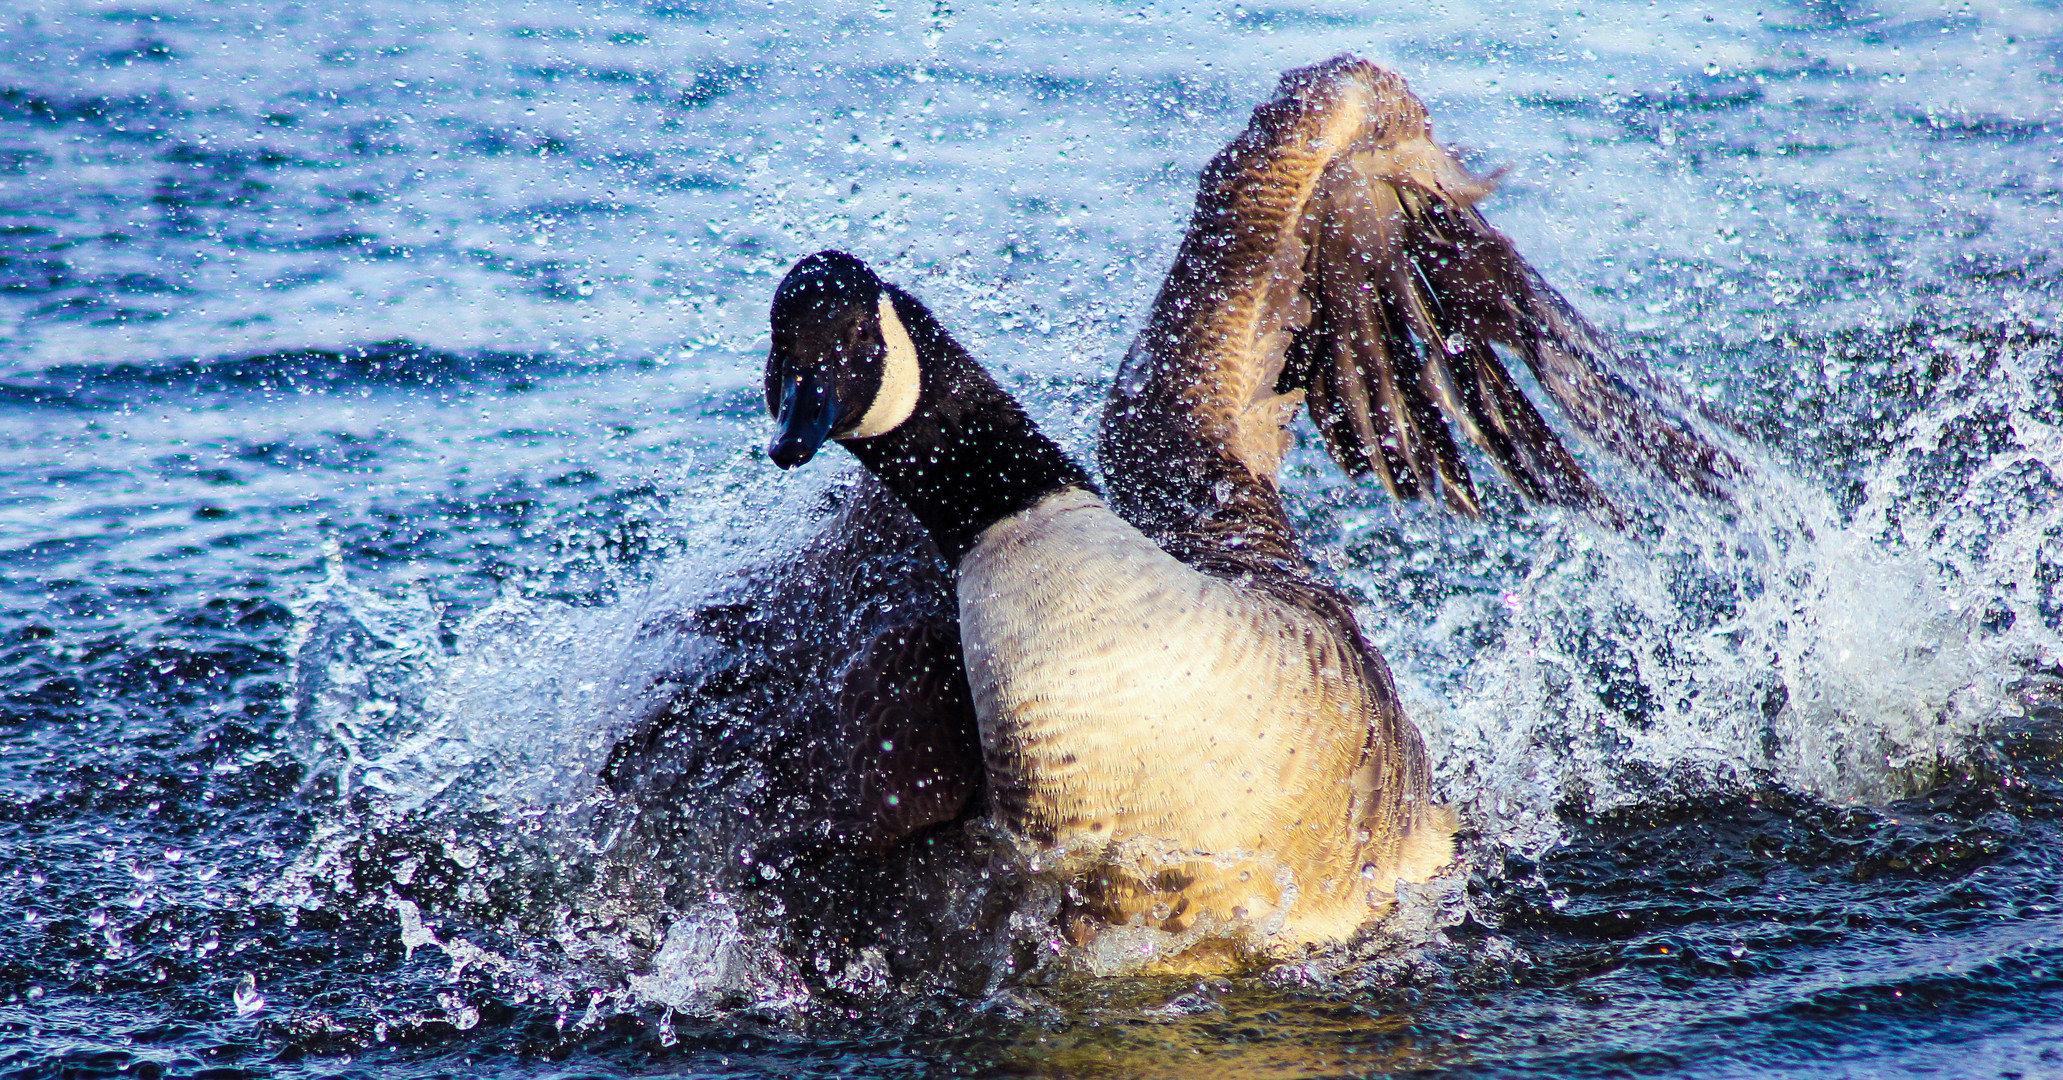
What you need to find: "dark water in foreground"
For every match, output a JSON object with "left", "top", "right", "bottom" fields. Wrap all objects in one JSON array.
[{"left": 4, "top": 1, "right": 2062, "bottom": 1076}]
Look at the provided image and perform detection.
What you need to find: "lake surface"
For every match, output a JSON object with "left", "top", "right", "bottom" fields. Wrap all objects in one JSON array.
[{"left": 3, "top": 1, "right": 2061, "bottom": 1076}]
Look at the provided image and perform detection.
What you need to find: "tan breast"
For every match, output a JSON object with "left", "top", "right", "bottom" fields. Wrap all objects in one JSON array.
[{"left": 956, "top": 488, "right": 1439, "bottom": 950}]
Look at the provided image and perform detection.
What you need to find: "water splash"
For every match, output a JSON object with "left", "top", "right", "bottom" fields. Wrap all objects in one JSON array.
[
  {"left": 268, "top": 316, "right": 2062, "bottom": 1027},
  {"left": 1356, "top": 316, "right": 2063, "bottom": 853}
]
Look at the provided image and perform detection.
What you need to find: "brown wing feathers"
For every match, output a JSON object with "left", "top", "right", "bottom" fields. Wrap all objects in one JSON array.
[
  {"left": 1286, "top": 60, "right": 1739, "bottom": 515},
  {"left": 1288, "top": 167, "right": 1489, "bottom": 514},
  {"left": 1104, "top": 55, "right": 1734, "bottom": 555},
  {"left": 1288, "top": 169, "right": 1614, "bottom": 514}
]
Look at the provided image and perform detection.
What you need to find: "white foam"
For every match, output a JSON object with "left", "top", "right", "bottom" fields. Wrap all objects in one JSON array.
[{"left": 1358, "top": 331, "right": 2063, "bottom": 853}]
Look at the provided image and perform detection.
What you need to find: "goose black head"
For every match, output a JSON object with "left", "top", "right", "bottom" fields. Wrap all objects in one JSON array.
[{"left": 764, "top": 250, "right": 922, "bottom": 469}]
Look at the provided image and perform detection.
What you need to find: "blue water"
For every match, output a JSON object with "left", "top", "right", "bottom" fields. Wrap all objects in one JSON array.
[{"left": 3, "top": 1, "right": 2062, "bottom": 1076}]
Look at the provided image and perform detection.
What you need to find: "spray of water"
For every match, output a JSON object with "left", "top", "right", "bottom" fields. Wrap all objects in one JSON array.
[
  {"left": 1359, "top": 317, "right": 2063, "bottom": 853},
  {"left": 272, "top": 311, "right": 2059, "bottom": 1025}
]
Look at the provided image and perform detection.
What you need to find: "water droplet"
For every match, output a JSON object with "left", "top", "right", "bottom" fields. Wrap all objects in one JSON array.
[
  {"left": 439, "top": 992, "right": 480, "bottom": 1030},
  {"left": 233, "top": 975, "right": 265, "bottom": 1017}
]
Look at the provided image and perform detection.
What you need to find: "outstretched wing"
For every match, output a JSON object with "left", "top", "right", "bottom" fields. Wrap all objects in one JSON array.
[{"left": 1099, "top": 56, "right": 1735, "bottom": 567}]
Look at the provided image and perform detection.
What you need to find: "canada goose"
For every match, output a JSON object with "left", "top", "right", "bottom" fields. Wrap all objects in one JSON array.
[{"left": 606, "top": 56, "right": 1732, "bottom": 961}]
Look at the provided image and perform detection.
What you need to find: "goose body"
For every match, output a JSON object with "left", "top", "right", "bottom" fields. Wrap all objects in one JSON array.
[
  {"left": 605, "top": 55, "right": 1733, "bottom": 967},
  {"left": 959, "top": 487, "right": 1450, "bottom": 943}
]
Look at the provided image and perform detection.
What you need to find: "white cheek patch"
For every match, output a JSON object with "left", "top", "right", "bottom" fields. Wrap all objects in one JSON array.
[{"left": 847, "top": 291, "right": 921, "bottom": 439}]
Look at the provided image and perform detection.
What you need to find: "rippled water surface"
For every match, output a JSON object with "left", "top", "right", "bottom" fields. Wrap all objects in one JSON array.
[{"left": 4, "top": 1, "right": 2062, "bottom": 1076}]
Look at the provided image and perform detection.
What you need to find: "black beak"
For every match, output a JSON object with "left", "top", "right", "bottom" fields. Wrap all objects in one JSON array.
[{"left": 768, "top": 369, "right": 841, "bottom": 469}]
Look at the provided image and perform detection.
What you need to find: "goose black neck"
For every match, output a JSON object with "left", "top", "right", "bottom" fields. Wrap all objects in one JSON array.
[{"left": 843, "top": 297, "right": 1092, "bottom": 565}]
